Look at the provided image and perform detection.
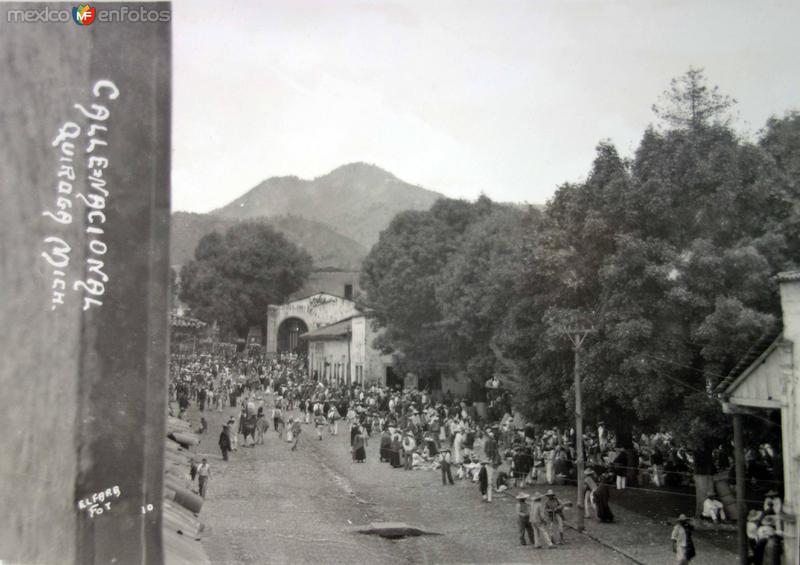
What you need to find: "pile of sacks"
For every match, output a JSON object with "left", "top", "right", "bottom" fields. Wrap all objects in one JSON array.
[{"left": 164, "top": 416, "right": 210, "bottom": 565}]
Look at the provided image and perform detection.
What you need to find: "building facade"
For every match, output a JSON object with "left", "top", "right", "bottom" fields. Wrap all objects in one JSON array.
[
  {"left": 301, "top": 314, "right": 394, "bottom": 387},
  {"left": 265, "top": 292, "right": 361, "bottom": 357}
]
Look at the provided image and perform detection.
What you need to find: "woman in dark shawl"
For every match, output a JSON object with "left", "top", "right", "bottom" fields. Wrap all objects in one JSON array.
[
  {"left": 390, "top": 434, "right": 403, "bottom": 468},
  {"left": 218, "top": 425, "right": 232, "bottom": 461},
  {"left": 593, "top": 475, "right": 615, "bottom": 522},
  {"left": 379, "top": 429, "right": 392, "bottom": 462}
]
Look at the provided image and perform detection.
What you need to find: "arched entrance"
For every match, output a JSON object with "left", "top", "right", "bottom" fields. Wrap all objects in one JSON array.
[{"left": 277, "top": 317, "right": 309, "bottom": 356}]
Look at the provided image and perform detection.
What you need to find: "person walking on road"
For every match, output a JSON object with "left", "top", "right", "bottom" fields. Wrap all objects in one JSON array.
[
  {"left": 219, "top": 425, "right": 232, "bottom": 461},
  {"left": 272, "top": 405, "right": 284, "bottom": 437},
  {"left": 483, "top": 429, "right": 499, "bottom": 499},
  {"left": 439, "top": 448, "right": 454, "bottom": 485},
  {"left": 584, "top": 469, "right": 598, "bottom": 519},
  {"left": 479, "top": 460, "right": 490, "bottom": 502},
  {"left": 402, "top": 431, "right": 416, "bottom": 470},
  {"left": 328, "top": 405, "right": 340, "bottom": 435},
  {"left": 543, "top": 489, "right": 567, "bottom": 544},
  {"left": 671, "top": 514, "right": 696, "bottom": 564},
  {"left": 197, "top": 458, "right": 211, "bottom": 498},
  {"left": 255, "top": 411, "right": 268, "bottom": 445},
  {"left": 228, "top": 416, "right": 238, "bottom": 451},
  {"left": 530, "top": 492, "right": 556, "bottom": 549},
  {"left": 314, "top": 412, "right": 326, "bottom": 440},
  {"left": 290, "top": 418, "right": 302, "bottom": 451},
  {"left": 516, "top": 493, "right": 535, "bottom": 545}
]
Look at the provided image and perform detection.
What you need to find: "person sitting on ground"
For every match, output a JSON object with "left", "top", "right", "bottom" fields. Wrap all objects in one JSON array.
[
  {"left": 701, "top": 493, "right": 727, "bottom": 524},
  {"left": 747, "top": 509, "right": 763, "bottom": 560},
  {"left": 756, "top": 515, "right": 783, "bottom": 565}
]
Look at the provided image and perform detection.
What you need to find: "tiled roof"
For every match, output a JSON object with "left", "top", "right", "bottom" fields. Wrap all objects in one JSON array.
[{"left": 776, "top": 270, "right": 800, "bottom": 282}]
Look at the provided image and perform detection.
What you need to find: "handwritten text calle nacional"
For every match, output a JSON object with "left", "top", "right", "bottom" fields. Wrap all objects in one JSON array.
[{"left": 41, "top": 79, "right": 119, "bottom": 312}]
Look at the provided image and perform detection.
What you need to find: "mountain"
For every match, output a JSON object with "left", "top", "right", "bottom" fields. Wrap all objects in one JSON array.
[
  {"left": 212, "top": 162, "right": 444, "bottom": 248},
  {"left": 170, "top": 211, "right": 368, "bottom": 270}
]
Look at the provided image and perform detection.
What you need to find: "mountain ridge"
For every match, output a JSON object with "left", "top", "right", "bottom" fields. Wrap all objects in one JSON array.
[{"left": 212, "top": 162, "right": 445, "bottom": 248}]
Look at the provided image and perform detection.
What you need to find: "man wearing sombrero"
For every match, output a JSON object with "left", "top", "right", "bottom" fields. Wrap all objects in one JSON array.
[
  {"left": 530, "top": 492, "right": 556, "bottom": 549},
  {"left": 670, "top": 514, "right": 696, "bottom": 563},
  {"left": 515, "top": 493, "right": 534, "bottom": 545}
]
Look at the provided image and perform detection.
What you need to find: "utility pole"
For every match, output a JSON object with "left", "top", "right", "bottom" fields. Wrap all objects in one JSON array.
[{"left": 565, "top": 327, "right": 595, "bottom": 532}]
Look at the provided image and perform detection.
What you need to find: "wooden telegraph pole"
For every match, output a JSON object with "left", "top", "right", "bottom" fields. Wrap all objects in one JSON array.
[{"left": 565, "top": 327, "right": 595, "bottom": 533}]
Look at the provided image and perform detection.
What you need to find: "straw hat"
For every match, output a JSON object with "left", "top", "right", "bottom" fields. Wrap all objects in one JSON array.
[
  {"left": 676, "top": 514, "right": 689, "bottom": 524},
  {"left": 545, "top": 489, "right": 555, "bottom": 497},
  {"left": 531, "top": 492, "right": 544, "bottom": 501},
  {"left": 515, "top": 493, "right": 530, "bottom": 500}
]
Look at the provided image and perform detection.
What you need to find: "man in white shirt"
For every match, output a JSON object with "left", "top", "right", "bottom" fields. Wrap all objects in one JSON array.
[{"left": 197, "top": 458, "right": 211, "bottom": 499}]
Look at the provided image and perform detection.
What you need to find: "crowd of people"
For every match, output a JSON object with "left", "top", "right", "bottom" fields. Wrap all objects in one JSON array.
[{"left": 169, "top": 351, "right": 786, "bottom": 562}]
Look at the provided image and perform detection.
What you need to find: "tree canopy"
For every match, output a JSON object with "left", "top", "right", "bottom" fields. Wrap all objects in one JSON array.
[
  {"left": 361, "top": 68, "right": 800, "bottom": 454},
  {"left": 179, "top": 222, "right": 312, "bottom": 339}
]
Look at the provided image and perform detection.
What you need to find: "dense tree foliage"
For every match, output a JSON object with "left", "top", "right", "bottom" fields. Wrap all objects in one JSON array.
[
  {"left": 180, "top": 222, "right": 312, "bottom": 340},
  {"left": 363, "top": 68, "right": 800, "bottom": 456},
  {"left": 361, "top": 196, "right": 500, "bottom": 376}
]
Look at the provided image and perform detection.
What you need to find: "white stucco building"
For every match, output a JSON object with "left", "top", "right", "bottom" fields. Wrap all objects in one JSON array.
[
  {"left": 264, "top": 291, "right": 395, "bottom": 386},
  {"left": 719, "top": 271, "right": 800, "bottom": 565}
]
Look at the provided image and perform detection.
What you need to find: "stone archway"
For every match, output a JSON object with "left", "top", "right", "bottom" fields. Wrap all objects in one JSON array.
[{"left": 277, "top": 317, "right": 309, "bottom": 356}]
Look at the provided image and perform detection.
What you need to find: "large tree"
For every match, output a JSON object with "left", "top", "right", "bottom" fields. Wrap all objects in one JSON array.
[
  {"left": 436, "top": 205, "right": 539, "bottom": 391},
  {"left": 179, "top": 222, "right": 312, "bottom": 342},
  {"left": 502, "top": 70, "right": 793, "bottom": 453},
  {"left": 652, "top": 66, "right": 736, "bottom": 131},
  {"left": 360, "top": 196, "right": 495, "bottom": 378}
]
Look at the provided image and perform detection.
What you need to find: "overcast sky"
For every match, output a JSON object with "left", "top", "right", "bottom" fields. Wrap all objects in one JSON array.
[{"left": 172, "top": 0, "right": 800, "bottom": 212}]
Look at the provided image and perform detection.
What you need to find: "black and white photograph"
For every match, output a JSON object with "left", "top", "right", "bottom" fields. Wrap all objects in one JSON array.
[{"left": 1, "top": 1, "right": 799, "bottom": 564}]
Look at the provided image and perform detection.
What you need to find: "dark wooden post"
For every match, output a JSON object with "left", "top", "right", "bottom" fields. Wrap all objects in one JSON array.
[{"left": 0, "top": 3, "right": 171, "bottom": 564}]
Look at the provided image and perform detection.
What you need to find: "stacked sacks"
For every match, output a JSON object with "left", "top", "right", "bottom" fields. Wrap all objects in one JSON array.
[{"left": 163, "top": 416, "right": 210, "bottom": 565}]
